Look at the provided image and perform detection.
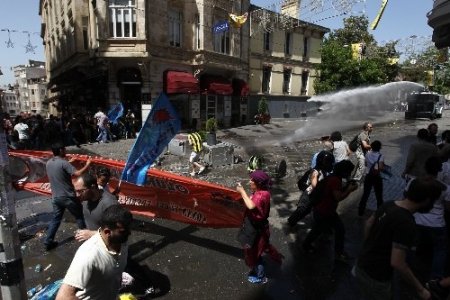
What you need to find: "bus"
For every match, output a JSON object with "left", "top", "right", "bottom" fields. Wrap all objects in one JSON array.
[{"left": 404, "top": 91, "right": 444, "bottom": 120}]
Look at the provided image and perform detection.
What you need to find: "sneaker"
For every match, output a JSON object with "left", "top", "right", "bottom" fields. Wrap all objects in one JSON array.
[
  {"left": 247, "top": 275, "right": 268, "bottom": 284},
  {"left": 198, "top": 166, "right": 206, "bottom": 175},
  {"left": 190, "top": 172, "right": 196, "bottom": 177},
  {"left": 427, "top": 279, "right": 449, "bottom": 300},
  {"left": 44, "top": 241, "right": 58, "bottom": 251}
]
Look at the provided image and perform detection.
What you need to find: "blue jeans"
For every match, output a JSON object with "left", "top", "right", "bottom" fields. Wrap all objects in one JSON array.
[
  {"left": 97, "top": 126, "right": 108, "bottom": 142},
  {"left": 45, "top": 196, "right": 86, "bottom": 245}
]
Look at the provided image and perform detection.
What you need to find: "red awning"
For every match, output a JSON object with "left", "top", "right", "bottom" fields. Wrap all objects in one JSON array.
[
  {"left": 232, "top": 79, "right": 249, "bottom": 97},
  {"left": 164, "top": 71, "right": 199, "bottom": 94},
  {"left": 201, "top": 76, "right": 233, "bottom": 95}
]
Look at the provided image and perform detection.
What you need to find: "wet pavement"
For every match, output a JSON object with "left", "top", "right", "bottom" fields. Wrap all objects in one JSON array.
[{"left": 15, "top": 111, "right": 450, "bottom": 299}]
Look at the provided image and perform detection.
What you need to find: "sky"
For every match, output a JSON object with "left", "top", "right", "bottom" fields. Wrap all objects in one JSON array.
[{"left": 0, "top": 0, "right": 435, "bottom": 86}]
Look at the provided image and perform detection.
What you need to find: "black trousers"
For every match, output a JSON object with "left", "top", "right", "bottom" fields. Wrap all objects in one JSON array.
[
  {"left": 303, "top": 211, "right": 345, "bottom": 254},
  {"left": 358, "top": 173, "right": 383, "bottom": 215},
  {"left": 288, "top": 193, "right": 312, "bottom": 226}
]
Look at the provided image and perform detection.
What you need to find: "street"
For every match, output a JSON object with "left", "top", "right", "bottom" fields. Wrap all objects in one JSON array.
[{"left": 16, "top": 111, "right": 447, "bottom": 299}]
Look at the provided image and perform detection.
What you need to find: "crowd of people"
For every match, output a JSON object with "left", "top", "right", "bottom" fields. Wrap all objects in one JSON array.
[
  {"left": 26, "top": 116, "right": 450, "bottom": 298},
  {"left": 2, "top": 108, "right": 139, "bottom": 150},
  {"left": 232, "top": 120, "right": 450, "bottom": 299}
]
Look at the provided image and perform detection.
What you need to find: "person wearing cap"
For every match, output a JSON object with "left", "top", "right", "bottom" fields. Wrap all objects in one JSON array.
[{"left": 236, "top": 170, "right": 283, "bottom": 284}]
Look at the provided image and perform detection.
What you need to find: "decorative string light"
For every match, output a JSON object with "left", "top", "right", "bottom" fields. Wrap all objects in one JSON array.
[
  {"left": 23, "top": 31, "right": 39, "bottom": 54},
  {"left": 0, "top": 28, "right": 40, "bottom": 53},
  {"left": 0, "top": 29, "right": 17, "bottom": 48}
]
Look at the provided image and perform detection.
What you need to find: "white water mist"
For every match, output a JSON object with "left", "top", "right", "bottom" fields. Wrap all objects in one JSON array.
[{"left": 284, "top": 81, "right": 423, "bottom": 142}]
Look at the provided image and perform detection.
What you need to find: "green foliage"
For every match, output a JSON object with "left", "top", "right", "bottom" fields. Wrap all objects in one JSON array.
[
  {"left": 205, "top": 117, "right": 217, "bottom": 133},
  {"left": 401, "top": 47, "right": 450, "bottom": 95},
  {"left": 314, "top": 15, "right": 400, "bottom": 94},
  {"left": 257, "top": 97, "right": 269, "bottom": 114}
]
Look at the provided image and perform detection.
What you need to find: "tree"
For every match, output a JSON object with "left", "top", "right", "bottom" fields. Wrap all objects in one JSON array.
[
  {"left": 314, "top": 16, "right": 400, "bottom": 94},
  {"left": 400, "top": 46, "right": 450, "bottom": 95}
]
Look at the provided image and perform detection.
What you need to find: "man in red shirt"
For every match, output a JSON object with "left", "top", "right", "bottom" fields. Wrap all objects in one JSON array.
[{"left": 302, "top": 160, "right": 358, "bottom": 260}]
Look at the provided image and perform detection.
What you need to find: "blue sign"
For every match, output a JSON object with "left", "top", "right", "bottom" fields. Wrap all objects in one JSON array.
[{"left": 213, "top": 20, "right": 229, "bottom": 34}]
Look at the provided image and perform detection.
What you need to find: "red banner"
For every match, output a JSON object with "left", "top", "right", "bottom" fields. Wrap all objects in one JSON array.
[{"left": 9, "top": 150, "right": 245, "bottom": 228}]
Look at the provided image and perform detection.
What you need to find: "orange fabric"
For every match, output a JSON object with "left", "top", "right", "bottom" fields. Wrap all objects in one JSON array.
[{"left": 9, "top": 150, "right": 245, "bottom": 228}]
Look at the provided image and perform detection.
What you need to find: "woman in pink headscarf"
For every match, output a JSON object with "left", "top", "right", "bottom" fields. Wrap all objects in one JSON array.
[{"left": 236, "top": 170, "right": 283, "bottom": 284}]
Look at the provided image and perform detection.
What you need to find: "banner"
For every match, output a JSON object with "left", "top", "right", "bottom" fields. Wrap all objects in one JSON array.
[
  {"left": 122, "top": 93, "right": 181, "bottom": 186},
  {"left": 212, "top": 20, "right": 229, "bottom": 34},
  {"left": 9, "top": 150, "right": 245, "bottom": 228},
  {"left": 107, "top": 102, "right": 124, "bottom": 125},
  {"left": 370, "top": 0, "right": 389, "bottom": 30}
]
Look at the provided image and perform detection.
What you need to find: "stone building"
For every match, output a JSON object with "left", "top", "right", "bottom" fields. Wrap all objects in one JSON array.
[
  {"left": 248, "top": 2, "right": 329, "bottom": 119},
  {"left": 39, "top": 0, "right": 328, "bottom": 127},
  {"left": 1, "top": 90, "right": 20, "bottom": 117},
  {"left": 40, "top": 0, "right": 251, "bottom": 129},
  {"left": 12, "top": 60, "right": 48, "bottom": 116}
]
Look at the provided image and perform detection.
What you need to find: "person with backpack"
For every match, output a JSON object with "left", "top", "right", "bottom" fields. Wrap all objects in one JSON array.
[
  {"left": 287, "top": 151, "right": 335, "bottom": 229},
  {"left": 358, "top": 140, "right": 385, "bottom": 217},
  {"left": 302, "top": 160, "right": 358, "bottom": 261},
  {"left": 352, "top": 122, "right": 373, "bottom": 182}
]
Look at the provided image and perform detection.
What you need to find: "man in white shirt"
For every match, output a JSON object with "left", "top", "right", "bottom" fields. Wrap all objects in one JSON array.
[
  {"left": 56, "top": 205, "right": 132, "bottom": 300},
  {"left": 13, "top": 116, "right": 30, "bottom": 149},
  {"left": 94, "top": 108, "right": 109, "bottom": 143}
]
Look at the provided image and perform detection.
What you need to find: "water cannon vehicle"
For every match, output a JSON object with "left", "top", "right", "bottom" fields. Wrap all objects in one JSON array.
[{"left": 404, "top": 91, "right": 444, "bottom": 120}]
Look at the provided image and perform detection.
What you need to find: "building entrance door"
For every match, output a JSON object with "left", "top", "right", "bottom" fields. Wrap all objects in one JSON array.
[{"left": 121, "top": 84, "right": 142, "bottom": 126}]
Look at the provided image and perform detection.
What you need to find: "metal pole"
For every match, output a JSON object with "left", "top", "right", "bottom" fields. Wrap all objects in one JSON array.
[{"left": 0, "top": 113, "right": 27, "bottom": 299}]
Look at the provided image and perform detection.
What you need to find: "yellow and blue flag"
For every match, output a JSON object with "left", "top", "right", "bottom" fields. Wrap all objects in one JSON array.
[{"left": 121, "top": 93, "right": 181, "bottom": 185}]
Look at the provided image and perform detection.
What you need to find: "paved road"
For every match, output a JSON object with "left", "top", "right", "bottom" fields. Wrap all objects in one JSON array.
[{"left": 16, "top": 111, "right": 449, "bottom": 299}]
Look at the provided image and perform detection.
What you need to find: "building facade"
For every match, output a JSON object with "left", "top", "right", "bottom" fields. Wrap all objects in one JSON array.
[
  {"left": 12, "top": 60, "right": 48, "bottom": 116},
  {"left": 40, "top": 0, "right": 250, "bottom": 129},
  {"left": 248, "top": 4, "right": 329, "bottom": 119},
  {"left": 40, "top": 0, "right": 327, "bottom": 128},
  {"left": 1, "top": 90, "right": 20, "bottom": 117}
]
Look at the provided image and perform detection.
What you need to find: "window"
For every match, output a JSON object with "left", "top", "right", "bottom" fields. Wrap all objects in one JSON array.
[
  {"left": 109, "top": 0, "right": 136, "bottom": 38},
  {"left": 283, "top": 69, "right": 291, "bottom": 94},
  {"left": 285, "top": 32, "right": 291, "bottom": 55},
  {"left": 263, "top": 32, "right": 271, "bottom": 51},
  {"left": 214, "top": 30, "right": 230, "bottom": 54},
  {"left": 82, "top": 17, "right": 89, "bottom": 50},
  {"left": 303, "top": 36, "right": 309, "bottom": 57},
  {"left": 207, "top": 95, "right": 216, "bottom": 120},
  {"left": 169, "top": 10, "right": 182, "bottom": 47},
  {"left": 195, "top": 14, "right": 201, "bottom": 49},
  {"left": 301, "top": 70, "right": 309, "bottom": 95},
  {"left": 262, "top": 66, "right": 272, "bottom": 93}
]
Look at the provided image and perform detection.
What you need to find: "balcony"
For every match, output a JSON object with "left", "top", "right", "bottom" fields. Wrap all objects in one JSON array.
[{"left": 427, "top": 0, "right": 450, "bottom": 48}]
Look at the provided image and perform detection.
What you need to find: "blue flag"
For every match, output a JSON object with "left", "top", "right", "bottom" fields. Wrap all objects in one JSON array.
[
  {"left": 121, "top": 93, "right": 181, "bottom": 185},
  {"left": 107, "top": 102, "right": 124, "bottom": 124}
]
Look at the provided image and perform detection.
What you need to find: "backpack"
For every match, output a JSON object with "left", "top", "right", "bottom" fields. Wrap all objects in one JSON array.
[
  {"left": 309, "top": 176, "right": 330, "bottom": 206},
  {"left": 297, "top": 169, "right": 313, "bottom": 191},
  {"left": 348, "top": 134, "right": 359, "bottom": 152},
  {"left": 368, "top": 154, "right": 382, "bottom": 176}
]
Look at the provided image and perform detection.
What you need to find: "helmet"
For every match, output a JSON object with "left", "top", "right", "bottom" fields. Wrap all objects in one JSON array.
[{"left": 315, "top": 150, "right": 335, "bottom": 172}]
